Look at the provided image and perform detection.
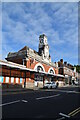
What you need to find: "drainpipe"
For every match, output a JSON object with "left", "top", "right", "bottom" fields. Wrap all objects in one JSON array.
[{"left": 24, "top": 71, "right": 26, "bottom": 88}]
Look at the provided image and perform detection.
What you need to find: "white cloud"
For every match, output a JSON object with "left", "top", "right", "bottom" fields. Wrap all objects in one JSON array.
[{"left": 2, "top": 2, "right": 78, "bottom": 64}]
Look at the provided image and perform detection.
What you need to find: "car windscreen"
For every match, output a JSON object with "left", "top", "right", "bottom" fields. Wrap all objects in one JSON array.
[{"left": 46, "top": 83, "right": 51, "bottom": 84}]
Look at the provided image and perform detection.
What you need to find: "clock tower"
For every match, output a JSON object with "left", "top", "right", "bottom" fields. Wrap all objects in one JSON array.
[{"left": 38, "top": 34, "right": 50, "bottom": 62}]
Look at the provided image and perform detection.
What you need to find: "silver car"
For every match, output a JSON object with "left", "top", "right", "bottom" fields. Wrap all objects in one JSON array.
[
  {"left": 74, "top": 81, "right": 79, "bottom": 85},
  {"left": 43, "top": 82, "right": 57, "bottom": 89}
]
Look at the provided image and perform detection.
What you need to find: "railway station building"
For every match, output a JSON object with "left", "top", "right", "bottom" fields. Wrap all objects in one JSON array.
[
  {"left": 0, "top": 34, "right": 79, "bottom": 89},
  {"left": 0, "top": 34, "right": 65, "bottom": 89}
]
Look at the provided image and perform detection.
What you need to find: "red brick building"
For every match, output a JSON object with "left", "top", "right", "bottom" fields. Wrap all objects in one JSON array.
[
  {"left": 58, "top": 59, "right": 78, "bottom": 85},
  {"left": 0, "top": 34, "right": 64, "bottom": 89}
]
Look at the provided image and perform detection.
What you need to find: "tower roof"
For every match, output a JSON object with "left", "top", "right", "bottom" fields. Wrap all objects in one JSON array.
[{"left": 39, "top": 34, "right": 47, "bottom": 38}]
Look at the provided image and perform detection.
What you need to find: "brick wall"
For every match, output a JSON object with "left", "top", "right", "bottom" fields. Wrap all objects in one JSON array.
[{"left": 26, "top": 58, "right": 58, "bottom": 74}]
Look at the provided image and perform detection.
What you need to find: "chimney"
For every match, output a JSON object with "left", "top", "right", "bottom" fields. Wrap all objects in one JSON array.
[
  {"left": 64, "top": 61, "right": 67, "bottom": 66},
  {"left": 60, "top": 59, "right": 63, "bottom": 64},
  {"left": 58, "top": 61, "right": 60, "bottom": 67}
]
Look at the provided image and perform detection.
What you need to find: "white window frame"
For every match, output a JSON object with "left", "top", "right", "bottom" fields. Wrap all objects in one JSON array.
[
  {"left": 6, "top": 77, "right": 9, "bottom": 83},
  {"left": 16, "top": 78, "right": 19, "bottom": 83},
  {"left": 11, "top": 77, "right": 14, "bottom": 83}
]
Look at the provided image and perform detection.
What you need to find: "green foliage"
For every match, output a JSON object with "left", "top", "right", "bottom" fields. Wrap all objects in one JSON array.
[{"left": 74, "top": 65, "right": 80, "bottom": 73}]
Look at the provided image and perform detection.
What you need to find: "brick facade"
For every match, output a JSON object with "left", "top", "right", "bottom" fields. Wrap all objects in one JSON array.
[{"left": 0, "top": 34, "right": 67, "bottom": 88}]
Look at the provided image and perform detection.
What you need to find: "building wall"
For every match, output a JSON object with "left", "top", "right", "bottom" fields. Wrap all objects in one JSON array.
[
  {"left": 0, "top": 65, "right": 35, "bottom": 88},
  {"left": 59, "top": 67, "right": 75, "bottom": 77},
  {"left": 64, "top": 67, "right": 75, "bottom": 77},
  {"left": 26, "top": 58, "right": 58, "bottom": 74},
  {"left": 0, "top": 61, "right": 59, "bottom": 89}
]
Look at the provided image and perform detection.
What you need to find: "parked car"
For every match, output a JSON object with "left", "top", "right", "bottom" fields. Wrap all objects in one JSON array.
[
  {"left": 74, "top": 81, "right": 79, "bottom": 85},
  {"left": 43, "top": 82, "right": 57, "bottom": 89}
]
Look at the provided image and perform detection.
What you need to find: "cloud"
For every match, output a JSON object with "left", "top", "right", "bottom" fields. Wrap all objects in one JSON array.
[{"left": 2, "top": 2, "right": 78, "bottom": 65}]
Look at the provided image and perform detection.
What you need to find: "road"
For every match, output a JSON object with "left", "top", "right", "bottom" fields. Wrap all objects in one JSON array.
[{"left": 1, "top": 86, "right": 80, "bottom": 119}]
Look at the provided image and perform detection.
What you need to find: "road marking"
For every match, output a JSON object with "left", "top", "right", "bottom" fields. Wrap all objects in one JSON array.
[
  {"left": 46, "top": 89, "right": 80, "bottom": 94},
  {"left": 56, "top": 117, "right": 65, "bottom": 120},
  {"left": 68, "top": 106, "right": 80, "bottom": 116},
  {"left": 59, "top": 113, "right": 70, "bottom": 118},
  {"left": 66, "top": 91, "right": 80, "bottom": 94},
  {"left": 0, "top": 100, "right": 20, "bottom": 107},
  {"left": 71, "top": 109, "right": 80, "bottom": 116},
  {"left": 36, "top": 94, "right": 60, "bottom": 100},
  {"left": 57, "top": 107, "right": 80, "bottom": 120},
  {"left": 66, "top": 90, "right": 76, "bottom": 93},
  {"left": 57, "top": 113, "right": 70, "bottom": 120},
  {"left": 22, "top": 100, "right": 28, "bottom": 103}
]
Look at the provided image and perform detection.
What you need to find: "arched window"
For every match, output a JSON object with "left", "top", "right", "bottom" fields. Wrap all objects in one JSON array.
[
  {"left": 50, "top": 69, "right": 54, "bottom": 74},
  {"left": 37, "top": 66, "right": 43, "bottom": 72},
  {"left": 48, "top": 67, "right": 55, "bottom": 74}
]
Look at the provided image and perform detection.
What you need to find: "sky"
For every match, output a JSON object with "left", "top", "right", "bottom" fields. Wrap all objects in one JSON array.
[{"left": 2, "top": 2, "right": 78, "bottom": 65}]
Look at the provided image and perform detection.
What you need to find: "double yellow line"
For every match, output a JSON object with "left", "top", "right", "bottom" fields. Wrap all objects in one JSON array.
[{"left": 68, "top": 107, "right": 80, "bottom": 117}]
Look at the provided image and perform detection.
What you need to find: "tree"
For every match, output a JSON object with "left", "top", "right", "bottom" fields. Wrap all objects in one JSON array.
[{"left": 74, "top": 65, "right": 80, "bottom": 73}]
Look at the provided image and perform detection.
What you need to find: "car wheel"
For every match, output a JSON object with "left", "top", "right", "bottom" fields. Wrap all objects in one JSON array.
[
  {"left": 48, "top": 86, "right": 50, "bottom": 89},
  {"left": 53, "top": 87, "right": 55, "bottom": 89},
  {"left": 51, "top": 86, "right": 52, "bottom": 89}
]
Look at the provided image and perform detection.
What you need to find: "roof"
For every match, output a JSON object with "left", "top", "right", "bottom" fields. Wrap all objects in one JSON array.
[
  {"left": 0, "top": 60, "right": 64, "bottom": 78},
  {"left": 39, "top": 34, "right": 47, "bottom": 38},
  {"left": 0, "top": 60, "right": 33, "bottom": 71},
  {"left": 18, "top": 46, "right": 29, "bottom": 52}
]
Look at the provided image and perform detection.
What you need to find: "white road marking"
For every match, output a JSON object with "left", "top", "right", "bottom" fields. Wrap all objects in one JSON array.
[
  {"left": 66, "top": 91, "right": 76, "bottom": 93},
  {"left": 22, "top": 100, "right": 28, "bottom": 103},
  {"left": 36, "top": 94, "right": 60, "bottom": 100},
  {"left": 0, "top": 100, "right": 20, "bottom": 107},
  {"left": 59, "top": 113, "right": 70, "bottom": 118},
  {"left": 46, "top": 89, "right": 80, "bottom": 94},
  {"left": 56, "top": 117, "right": 65, "bottom": 120}
]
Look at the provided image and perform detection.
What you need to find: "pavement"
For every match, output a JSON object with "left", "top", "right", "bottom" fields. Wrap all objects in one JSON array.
[
  {"left": 1, "top": 85, "right": 80, "bottom": 119},
  {"left": 0, "top": 84, "right": 79, "bottom": 96},
  {"left": 1, "top": 84, "right": 79, "bottom": 92},
  {"left": 2, "top": 88, "right": 34, "bottom": 92},
  {"left": 1, "top": 86, "right": 39, "bottom": 92}
]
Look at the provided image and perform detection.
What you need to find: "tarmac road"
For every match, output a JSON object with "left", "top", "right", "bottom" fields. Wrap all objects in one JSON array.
[{"left": 1, "top": 86, "right": 80, "bottom": 119}]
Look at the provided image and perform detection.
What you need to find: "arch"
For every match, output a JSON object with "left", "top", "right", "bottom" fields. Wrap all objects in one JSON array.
[
  {"left": 37, "top": 66, "right": 43, "bottom": 71},
  {"left": 48, "top": 67, "right": 55, "bottom": 74},
  {"left": 34, "top": 63, "right": 45, "bottom": 72}
]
